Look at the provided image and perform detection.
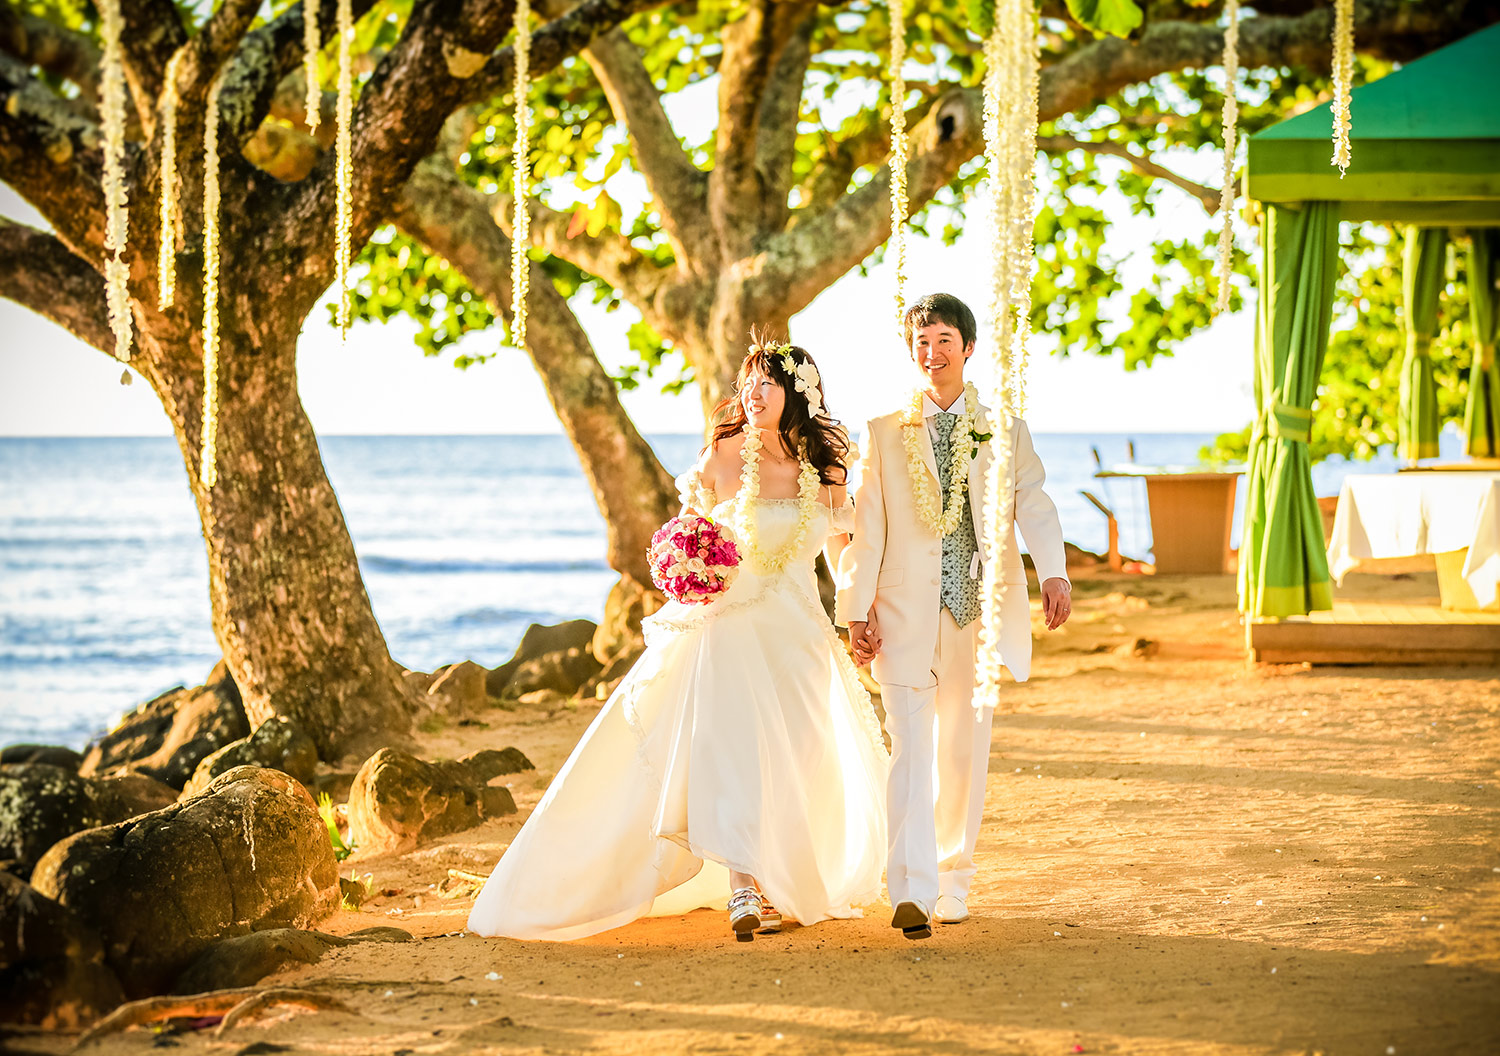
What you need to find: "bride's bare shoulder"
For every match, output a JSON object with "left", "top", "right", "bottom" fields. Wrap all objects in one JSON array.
[{"left": 700, "top": 433, "right": 745, "bottom": 493}]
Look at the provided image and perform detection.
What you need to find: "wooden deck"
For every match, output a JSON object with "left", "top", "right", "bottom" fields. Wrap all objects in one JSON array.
[{"left": 1250, "top": 600, "right": 1500, "bottom": 665}]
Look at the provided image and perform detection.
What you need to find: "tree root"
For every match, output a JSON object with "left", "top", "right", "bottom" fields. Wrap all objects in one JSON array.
[
  {"left": 215, "top": 988, "right": 354, "bottom": 1035},
  {"left": 72, "top": 986, "right": 355, "bottom": 1049},
  {"left": 436, "top": 867, "right": 488, "bottom": 898}
]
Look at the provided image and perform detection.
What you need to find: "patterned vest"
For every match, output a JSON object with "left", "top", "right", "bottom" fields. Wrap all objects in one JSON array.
[{"left": 932, "top": 411, "right": 982, "bottom": 628}]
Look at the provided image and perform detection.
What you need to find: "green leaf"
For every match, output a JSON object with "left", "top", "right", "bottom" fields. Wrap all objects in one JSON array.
[
  {"left": 963, "top": 0, "right": 994, "bottom": 36},
  {"left": 1065, "top": 0, "right": 1143, "bottom": 38}
]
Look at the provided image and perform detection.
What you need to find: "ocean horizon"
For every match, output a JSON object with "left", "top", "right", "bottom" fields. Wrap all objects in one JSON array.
[{"left": 0, "top": 431, "right": 1432, "bottom": 751}]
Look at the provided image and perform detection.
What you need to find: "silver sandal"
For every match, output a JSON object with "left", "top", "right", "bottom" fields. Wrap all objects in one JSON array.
[
  {"left": 729, "top": 887, "right": 763, "bottom": 942},
  {"left": 756, "top": 896, "right": 783, "bottom": 932}
]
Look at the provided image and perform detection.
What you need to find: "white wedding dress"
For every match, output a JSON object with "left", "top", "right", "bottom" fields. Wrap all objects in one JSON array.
[{"left": 466, "top": 469, "right": 890, "bottom": 941}]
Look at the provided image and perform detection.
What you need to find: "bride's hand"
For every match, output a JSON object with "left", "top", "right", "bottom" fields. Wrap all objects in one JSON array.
[{"left": 849, "top": 613, "right": 882, "bottom": 666}]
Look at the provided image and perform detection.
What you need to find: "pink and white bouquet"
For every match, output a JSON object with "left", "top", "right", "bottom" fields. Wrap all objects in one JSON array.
[{"left": 648, "top": 515, "right": 740, "bottom": 604}]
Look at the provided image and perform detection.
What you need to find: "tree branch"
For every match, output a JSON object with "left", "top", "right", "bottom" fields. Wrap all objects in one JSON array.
[
  {"left": 117, "top": 0, "right": 187, "bottom": 123},
  {"left": 0, "top": 6, "right": 102, "bottom": 103},
  {"left": 258, "top": 0, "right": 665, "bottom": 326},
  {"left": 582, "top": 28, "right": 710, "bottom": 266},
  {"left": 389, "top": 158, "right": 676, "bottom": 581},
  {"left": 259, "top": 0, "right": 514, "bottom": 320},
  {"left": 1037, "top": 133, "right": 1220, "bottom": 213},
  {"left": 0, "top": 217, "right": 113, "bottom": 353},
  {"left": 756, "top": 90, "right": 980, "bottom": 320},
  {"left": 462, "top": 0, "right": 669, "bottom": 104},
  {"left": 0, "top": 52, "right": 110, "bottom": 258},
  {"left": 760, "top": 0, "right": 1492, "bottom": 318},
  {"left": 752, "top": 6, "right": 816, "bottom": 234},
  {"left": 488, "top": 189, "right": 664, "bottom": 306},
  {"left": 707, "top": 0, "right": 815, "bottom": 257}
]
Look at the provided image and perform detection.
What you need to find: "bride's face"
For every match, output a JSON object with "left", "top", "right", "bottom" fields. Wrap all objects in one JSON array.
[{"left": 740, "top": 367, "right": 786, "bottom": 431}]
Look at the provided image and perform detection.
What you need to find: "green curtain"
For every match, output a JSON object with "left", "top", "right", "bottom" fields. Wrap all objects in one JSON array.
[
  {"left": 1398, "top": 226, "right": 1447, "bottom": 461},
  {"left": 1464, "top": 229, "right": 1500, "bottom": 458},
  {"left": 1239, "top": 202, "right": 1340, "bottom": 619}
]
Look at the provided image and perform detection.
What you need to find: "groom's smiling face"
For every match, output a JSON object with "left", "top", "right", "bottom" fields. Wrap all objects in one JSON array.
[{"left": 910, "top": 321, "right": 975, "bottom": 388}]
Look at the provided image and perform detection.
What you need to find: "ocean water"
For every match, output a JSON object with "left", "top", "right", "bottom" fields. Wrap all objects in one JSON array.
[{"left": 0, "top": 432, "right": 1411, "bottom": 750}]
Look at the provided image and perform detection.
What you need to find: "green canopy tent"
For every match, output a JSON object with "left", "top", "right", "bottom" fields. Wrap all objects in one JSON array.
[{"left": 1240, "top": 22, "right": 1500, "bottom": 622}]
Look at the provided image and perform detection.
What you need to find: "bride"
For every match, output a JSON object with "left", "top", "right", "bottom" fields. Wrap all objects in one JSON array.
[{"left": 466, "top": 337, "right": 889, "bottom": 942}]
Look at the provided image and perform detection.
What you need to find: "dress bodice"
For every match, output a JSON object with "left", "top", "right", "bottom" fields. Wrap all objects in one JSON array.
[
  {"left": 708, "top": 496, "right": 851, "bottom": 570},
  {"left": 675, "top": 459, "right": 853, "bottom": 574}
]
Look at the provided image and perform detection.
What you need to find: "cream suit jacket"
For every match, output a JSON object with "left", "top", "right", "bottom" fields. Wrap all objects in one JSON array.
[{"left": 835, "top": 407, "right": 1067, "bottom": 687}]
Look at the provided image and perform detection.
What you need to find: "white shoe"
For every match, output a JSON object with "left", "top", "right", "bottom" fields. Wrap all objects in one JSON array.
[
  {"left": 934, "top": 894, "right": 969, "bottom": 924},
  {"left": 891, "top": 900, "right": 932, "bottom": 940}
]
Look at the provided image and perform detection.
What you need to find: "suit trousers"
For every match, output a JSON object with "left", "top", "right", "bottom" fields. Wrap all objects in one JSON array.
[{"left": 880, "top": 608, "right": 995, "bottom": 908}]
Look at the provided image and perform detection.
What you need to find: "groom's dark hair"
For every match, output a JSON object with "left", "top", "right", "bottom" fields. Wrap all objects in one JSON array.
[{"left": 903, "top": 293, "right": 977, "bottom": 352}]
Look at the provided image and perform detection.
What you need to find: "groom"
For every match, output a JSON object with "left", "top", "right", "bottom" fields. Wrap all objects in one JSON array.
[{"left": 837, "top": 292, "right": 1071, "bottom": 939}]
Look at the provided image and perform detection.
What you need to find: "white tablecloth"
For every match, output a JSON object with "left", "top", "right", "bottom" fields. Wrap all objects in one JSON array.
[{"left": 1326, "top": 472, "right": 1500, "bottom": 606}]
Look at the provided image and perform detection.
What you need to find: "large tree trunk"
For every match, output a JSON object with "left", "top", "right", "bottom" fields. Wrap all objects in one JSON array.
[{"left": 145, "top": 335, "right": 412, "bottom": 762}]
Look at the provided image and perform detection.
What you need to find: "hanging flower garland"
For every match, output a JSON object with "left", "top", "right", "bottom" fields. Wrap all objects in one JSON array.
[
  {"left": 200, "top": 68, "right": 228, "bottom": 490},
  {"left": 975, "top": 0, "right": 1039, "bottom": 706},
  {"left": 1214, "top": 0, "right": 1240, "bottom": 315},
  {"left": 1007, "top": 0, "right": 1039, "bottom": 414},
  {"left": 731, "top": 429, "right": 821, "bottom": 575},
  {"left": 510, "top": 0, "right": 533, "bottom": 348},
  {"left": 887, "top": 0, "right": 909, "bottom": 324},
  {"left": 1331, "top": 0, "right": 1354, "bottom": 176},
  {"left": 304, "top": 0, "right": 322, "bottom": 133},
  {"left": 99, "top": 0, "right": 132, "bottom": 360},
  {"left": 334, "top": 0, "right": 353, "bottom": 339},
  {"left": 899, "top": 382, "right": 982, "bottom": 537},
  {"left": 157, "top": 46, "right": 187, "bottom": 311}
]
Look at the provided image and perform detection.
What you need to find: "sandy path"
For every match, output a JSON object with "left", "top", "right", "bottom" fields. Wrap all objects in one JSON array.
[{"left": 17, "top": 573, "right": 1500, "bottom": 1055}]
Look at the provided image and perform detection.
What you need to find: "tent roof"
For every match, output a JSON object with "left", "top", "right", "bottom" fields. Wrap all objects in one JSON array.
[{"left": 1246, "top": 22, "right": 1500, "bottom": 223}]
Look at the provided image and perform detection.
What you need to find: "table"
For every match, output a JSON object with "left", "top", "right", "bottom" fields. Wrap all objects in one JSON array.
[
  {"left": 1325, "top": 472, "right": 1500, "bottom": 610},
  {"left": 1094, "top": 465, "right": 1244, "bottom": 574}
]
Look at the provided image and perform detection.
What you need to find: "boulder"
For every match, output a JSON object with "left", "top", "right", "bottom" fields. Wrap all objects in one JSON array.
[
  {"left": 0, "top": 872, "right": 124, "bottom": 1028},
  {"left": 591, "top": 575, "right": 663, "bottom": 666},
  {"left": 582, "top": 643, "right": 647, "bottom": 701},
  {"left": 179, "top": 717, "right": 318, "bottom": 799},
  {"left": 0, "top": 744, "right": 84, "bottom": 770},
  {"left": 347, "top": 748, "right": 518, "bottom": 852},
  {"left": 95, "top": 771, "right": 179, "bottom": 817},
  {"left": 79, "top": 660, "right": 249, "bottom": 789},
  {"left": 487, "top": 619, "right": 599, "bottom": 697},
  {"left": 30, "top": 766, "right": 339, "bottom": 998},
  {"left": 459, "top": 747, "right": 534, "bottom": 782},
  {"left": 425, "top": 660, "right": 488, "bottom": 715},
  {"left": 170, "top": 926, "right": 411, "bottom": 994},
  {"left": 505, "top": 647, "right": 603, "bottom": 699},
  {"left": 0, "top": 764, "right": 130, "bottom": 880}
]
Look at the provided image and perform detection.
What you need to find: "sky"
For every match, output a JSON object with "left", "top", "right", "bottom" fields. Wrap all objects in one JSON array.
[{"left": 0, "top": 54, "right": 1257, "bottom": 440}]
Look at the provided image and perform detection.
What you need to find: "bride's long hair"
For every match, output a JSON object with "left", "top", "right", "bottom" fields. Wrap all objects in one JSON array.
[{"left": 709, "top": 332, "right": 852, "bottom": 486}]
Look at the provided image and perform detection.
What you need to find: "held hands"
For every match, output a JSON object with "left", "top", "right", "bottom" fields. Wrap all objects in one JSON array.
[
  {"left": 1041, "top": 577, "right": 1072, "bottom": 630},
  {"left": 851, "top": 580, "right": 1069, "bottom": 664},
  {"left": 848, "top": 612, "right": 882, "bottom": 667}
]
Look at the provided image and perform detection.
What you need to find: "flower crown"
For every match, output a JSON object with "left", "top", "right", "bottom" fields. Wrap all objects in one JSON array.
[{"left": 749, "top": 338, "right": 824, "bottom": 421}]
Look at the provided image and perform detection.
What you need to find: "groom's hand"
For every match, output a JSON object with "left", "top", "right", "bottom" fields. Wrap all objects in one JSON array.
[
  {"left": 1041, "top": 578, "right": 1072, "bottom": 630},
  {"left": 849, "top": 615, "right": 882, "bottom": 666}
]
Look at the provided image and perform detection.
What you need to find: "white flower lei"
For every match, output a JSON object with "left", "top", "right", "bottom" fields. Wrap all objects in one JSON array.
[
  {"left": 900, "top": 381, "right": 981, "bottom": 537},
  {"left": 1331, "top": 0, "right": 1354, "bottom": 176},
  {"left": 157, "top": 46, "right": 186, "bottom": 311},
  {"left": 732, "top": 429, "right": 821, "bottom": 575},
  {"left": 887, "top": 0, "right": 909, "bottom": 324},
  {"left": 1214, "top": 0, "right": 1240, "bottom": 316},
  {"left": 334, "top": 0, "right": 353, "bottom": 340},
  {"left": 99, "top": 0, "right": 131, "bottom": 361},
  {"left": 510, "top": 0, "right": 533, "bottom": 348}
]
